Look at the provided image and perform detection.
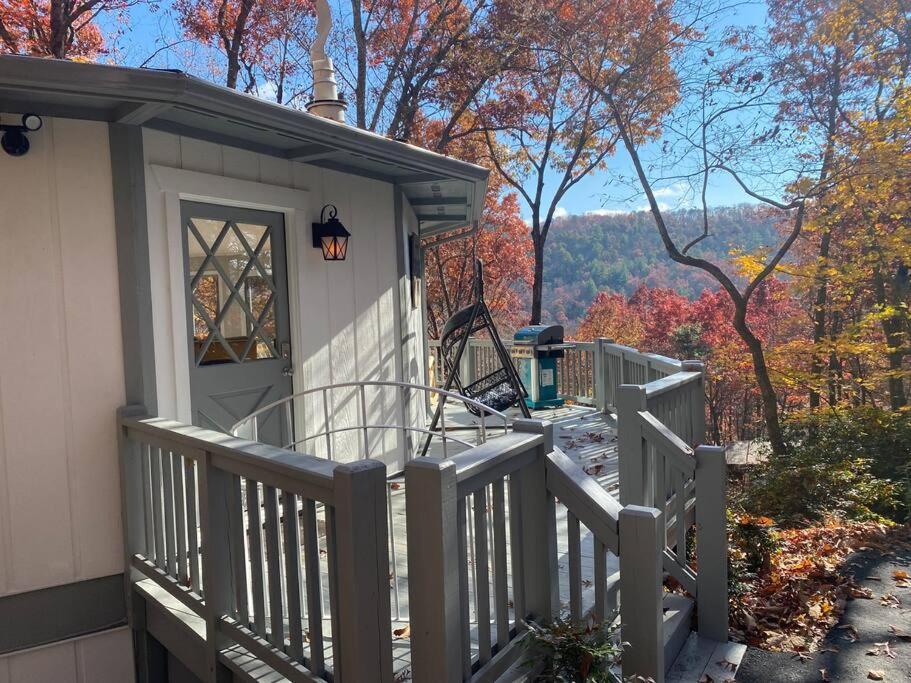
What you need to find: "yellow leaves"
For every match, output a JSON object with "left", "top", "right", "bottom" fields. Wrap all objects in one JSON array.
[{"left": 730, "top": 248, "right": 771, "bottom": 279}]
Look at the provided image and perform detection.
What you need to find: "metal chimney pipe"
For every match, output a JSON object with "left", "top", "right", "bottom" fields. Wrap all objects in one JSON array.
[{"left": 307, "top": 0, "right": 347, "bottom": 123}]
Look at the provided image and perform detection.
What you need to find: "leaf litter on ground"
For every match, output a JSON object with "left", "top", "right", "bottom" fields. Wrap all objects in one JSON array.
[{"left": 730, "top": 521, "right": 911, "bottom": 654}]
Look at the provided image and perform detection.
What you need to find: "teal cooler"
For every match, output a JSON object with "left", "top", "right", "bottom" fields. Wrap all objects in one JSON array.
[{"left": 511, "top": 325, "right": 570, "bottom": 409}]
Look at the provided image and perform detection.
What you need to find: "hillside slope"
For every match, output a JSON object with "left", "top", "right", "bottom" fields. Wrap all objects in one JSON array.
[{"left": 543, "top": 205, "right": 783, "bottom": 326}]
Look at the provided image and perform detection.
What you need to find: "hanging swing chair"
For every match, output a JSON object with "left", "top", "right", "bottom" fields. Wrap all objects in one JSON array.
[{"left": 422, "top": 260, "right": 530, "bottom": 455}]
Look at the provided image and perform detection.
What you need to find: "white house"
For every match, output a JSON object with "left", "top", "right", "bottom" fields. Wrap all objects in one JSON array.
[{"left": 0, "top": 52, "right": 487, "bottom": 682}]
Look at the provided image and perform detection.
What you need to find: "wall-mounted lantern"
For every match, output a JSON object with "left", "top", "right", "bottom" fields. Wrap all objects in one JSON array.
[
  {"left": 312, "top": 204, "right": 350, "bottom": 261},
  {"left": 1, "top": 114, "right": 43, "bottom": 157}
]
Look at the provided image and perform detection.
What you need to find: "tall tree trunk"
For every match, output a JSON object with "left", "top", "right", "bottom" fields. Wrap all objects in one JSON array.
[
  {"left": 733, "top": 304, "right": 787, "bottom": 454},
  {"left": 874, "top": 263, "right": 909, "bottom": 409},
  {"left": 49, "top": 0, "right": 67, "bottom": 57},
  {"left": 350, "top": 0, "right": 367, "bottom": 128},
  {"left": 530, "top": 236, "right": 544, "bottom": 324}
]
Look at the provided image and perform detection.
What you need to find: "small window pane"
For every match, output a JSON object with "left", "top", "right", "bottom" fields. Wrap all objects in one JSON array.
[{"left": 186, "top": 217, "right": 278, "bottom": 366}]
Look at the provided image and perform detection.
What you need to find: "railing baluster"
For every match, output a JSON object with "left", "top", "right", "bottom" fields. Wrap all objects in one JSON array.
[
  {"left": 388, "top": 482, "right": 401, "bottom": 620},
  {"left": 508, "top": 474, "right": 525, "bottom": 625},
  {"left": 492, "top": 480, "right": 509, "bottom": 650},
  {"left": 474, "top": 488, "right": 492, "bottom": 664},
  {"left": 172, "top": 453, "right": 188, "bottom": 583},
  {"left": 184, "top": 459, "right": 200, "bottom": 594},
  {"left": 230, "top": 475, "right": 249, "bottom": 624},
  {"left": 141, "top": 443, "right": 153, "bottom": 559},
  {"left": 246, "top": 480, "right": 266, "bottom": 636},
  {"left": 593, "top": 538, "right": 607, "bottom": 621},
  {"left": 263, "top": 485, "right": 284, "bottom": 649},
  {"left": 457, "top": 497, "right": 471, "bottom": 680},
  {"left": 675, "top": 468, "right": 687, "bottom": 566},
  {"left": 282, "top": 492, "right": 304, "bottom": 661},
  {"left": 150, "top": 446, "right": 165, "bottom": 570},
  {"left": 567, "top": 509, "right": 582, "bottom": 621},
  {"left": 302, "top": 498, "right": 325, "bottom": 675}
]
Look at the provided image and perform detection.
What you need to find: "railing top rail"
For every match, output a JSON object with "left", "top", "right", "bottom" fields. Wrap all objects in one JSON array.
[
  {"left": 642, "top": 352, "right": 684, "bottom": 372},
  {"left": 229, "top": 379, "right": 511, "bottom": 435},
  {"left": 637, "top": 410, "right": 696, "bottom": 476},
  {"left": 448, "top": 430, "right": 544, "bottom": 495},
  {"left": 121, "top": 416, "right": 338, "bottom": 502},
  {"left": 642, "top": 370, "right": 702, "bottom": 400},
  {"left": 545, "top": 447, "right": 621, "bottom": 554}
]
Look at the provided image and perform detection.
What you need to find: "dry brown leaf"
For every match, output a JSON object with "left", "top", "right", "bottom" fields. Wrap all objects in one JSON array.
[
  {"left": 888, "top": 624, "right": 911, "bottom": 641},
  {"left": 820, "top": 669, "right": 830, "bottom": 682},
  {"left": 393, "top": 625, "right": 411, "bottom": 639},
  {"left": 867, "top": 670, "right": 885, "bottom": 680}
]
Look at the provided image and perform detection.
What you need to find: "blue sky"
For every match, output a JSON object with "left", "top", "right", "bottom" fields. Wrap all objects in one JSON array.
[{"left": 100, "top": 0, "right": 770, "bottom": 218}]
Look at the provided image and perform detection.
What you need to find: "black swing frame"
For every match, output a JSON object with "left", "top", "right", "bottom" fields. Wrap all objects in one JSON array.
[{"left": 421, "top": 260, "right": 530, "bottom": 456}]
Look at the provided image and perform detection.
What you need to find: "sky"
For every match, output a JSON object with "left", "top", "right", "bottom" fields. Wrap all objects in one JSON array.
[{"left": 99, "top": 0, "right": 771, "bottom": 219}]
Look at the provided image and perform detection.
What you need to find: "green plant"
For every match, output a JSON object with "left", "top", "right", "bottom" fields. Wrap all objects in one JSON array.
[
  {"left": 524, "top": 615, "right": 624, "bottom": 682},
  {"left": 743, "top": 407, "right": 909, "bottom": 524}
]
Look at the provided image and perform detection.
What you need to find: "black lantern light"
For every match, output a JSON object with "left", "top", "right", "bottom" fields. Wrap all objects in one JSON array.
[
  {"left": 312, "top": 204, "right": 351, "bottom": 261},
  {"left": 1, "top": 114, "right": 43, "bottom": 157}
]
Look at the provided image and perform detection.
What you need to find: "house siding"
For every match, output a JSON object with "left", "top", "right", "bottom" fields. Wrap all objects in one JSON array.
[
  {"left": 142, "top": 129, "right": 409, "bottom": 467},
  {"left": 0, "top": 116, "right": 126, "bottom": 598},
  {"left": 0, "top": 627, "right": 134, "bottom": 683}
]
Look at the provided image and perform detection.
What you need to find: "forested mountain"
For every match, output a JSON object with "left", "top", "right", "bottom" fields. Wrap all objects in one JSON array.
[{"left": 543, "top": 205, "right": 783, "bottom": 326}]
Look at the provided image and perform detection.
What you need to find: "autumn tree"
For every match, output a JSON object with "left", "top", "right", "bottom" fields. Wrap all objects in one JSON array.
[
  {"left": 175, "top": 0, "right": 314, "bottom": 96},
  {"left": 477, "top": 0, "right": 680, "bottom": 325},
  {"left": 0, "top": 0, "right": 126, "bottom": 58},
  {"left": 556, "top": 0, "right": 865, "bottom": 453},
  {"left": 342, "top": 0, "right": 528, "bottom": 146}
]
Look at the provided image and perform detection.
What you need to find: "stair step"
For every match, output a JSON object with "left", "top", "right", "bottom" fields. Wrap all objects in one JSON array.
[
  {"left": 662, "top": 593, "right": 695, "bottom": 669},
  {"left": 667, "top": 632, "right": 747, "bottom": 682}
]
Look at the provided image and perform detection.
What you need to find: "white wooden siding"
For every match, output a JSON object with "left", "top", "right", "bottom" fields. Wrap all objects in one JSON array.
[
  {"left": 0, "top": 117, "right": 126, "bottom": 597},
  {"left": 0, "top": 627, "right": 134, "bottom": 683},
  {"left": 142, "top": 129, "right": 406, "bottom": 466}
]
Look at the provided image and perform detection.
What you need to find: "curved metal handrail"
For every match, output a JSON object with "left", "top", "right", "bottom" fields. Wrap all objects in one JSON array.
[{"left": 230, "top": 379, "right": 513, "bottom": 458}]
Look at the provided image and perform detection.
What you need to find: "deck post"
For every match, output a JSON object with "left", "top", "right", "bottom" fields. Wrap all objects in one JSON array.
[
  {"left": 682, "top": 360, "right": 706, "bottom": 446},
  {"left": 331, "top": 460, "right": 394, "bottom": 682},
  {"left": 198, "top": 454, "right": 236, "bottom": 682},
  {"left": 619, "top": 505, "right": 664, "bottom": 682},
  {"left": 695, "top": 445, "right": 728, "bottom": 642},
  {"left": 405, "top": 458, "right": 462, "bottom": 682},
  {"left": 593, "top": 338, "right": 608, "bottom": 413},
  {"left": 617, "top": 385, "right": 648, "bottom": 506},
  {"left": 513, "top": 419, "right": 558, "bottom": 622}
]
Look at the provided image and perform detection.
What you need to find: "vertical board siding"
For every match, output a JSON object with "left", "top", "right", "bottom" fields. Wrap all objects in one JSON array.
[
  {"left": 0, "top": 117, "right": 125, "bottom": 597},
  {"left": 0, "top": 627, "right": 134, "bottom": 683},
  {"left": 143, "top": 130, "right": 409, "bottom": 468}
]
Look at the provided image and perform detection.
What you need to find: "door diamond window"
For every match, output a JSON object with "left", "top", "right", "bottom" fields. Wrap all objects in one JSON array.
[{"left": 186, "top": 217, "right": 279, "bottom": 366}]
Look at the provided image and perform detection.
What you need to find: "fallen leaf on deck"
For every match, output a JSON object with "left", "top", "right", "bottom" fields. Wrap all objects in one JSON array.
[
  {"left": 867, "top": 670, "right": 885, "bottom": 680},
  {"left": 393, "top": 625, "right": 411, "bottom": 638},
  {"left": 888, "top": 624, "right": 911, "bottom": 641},
  {"left": 390, "top": 482, "right": 402, "bottom": 490}
]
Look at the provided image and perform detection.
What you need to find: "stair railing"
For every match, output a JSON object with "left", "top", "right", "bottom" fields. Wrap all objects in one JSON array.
[{"left": 405, "top": 419, "right": 668, "bottom": 682}]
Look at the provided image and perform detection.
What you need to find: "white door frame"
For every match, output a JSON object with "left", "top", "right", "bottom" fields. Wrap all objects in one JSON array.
[{"left": 149, "top": 164, "right": 310, "bottom": 424}]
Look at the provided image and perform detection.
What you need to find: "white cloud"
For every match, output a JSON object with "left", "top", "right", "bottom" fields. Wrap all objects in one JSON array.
[
  {"left": 552, "top": 206, "right": 569, "bottom": 219},
  {"left": 586, "top": 207, "right": 630, "bottom": 216},
  {"left": 652, "top": 182, "right": 688, "bottom": 198},
  {"left": 635, "top": 202, "right": 670, "bottom": 212}
]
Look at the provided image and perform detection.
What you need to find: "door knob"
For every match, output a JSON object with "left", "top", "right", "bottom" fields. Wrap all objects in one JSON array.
[{"left": 282, "top": 366, "right": 294, "bottom": 377}]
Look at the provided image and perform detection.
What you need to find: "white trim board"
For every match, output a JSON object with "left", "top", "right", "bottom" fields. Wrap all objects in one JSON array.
[{"left": 147, "top": 164, "right": 310, "bottom": 424}]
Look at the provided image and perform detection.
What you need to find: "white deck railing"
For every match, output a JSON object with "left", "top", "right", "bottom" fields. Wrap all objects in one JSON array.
[
  {"left": 119, "top": 338, "right": 727, "bottom": 682},
  {"left": 118, "top": 408, "right": 393, "bottom": 682}
]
